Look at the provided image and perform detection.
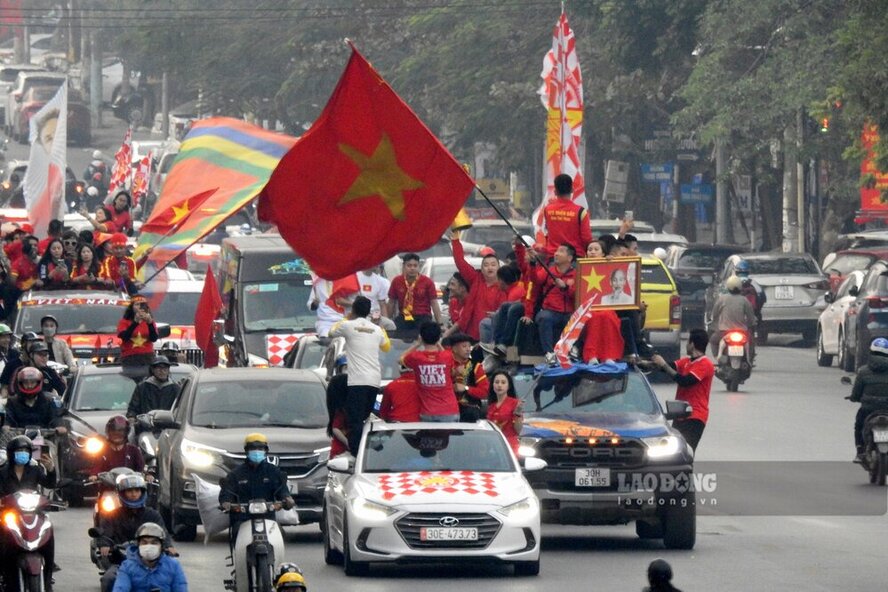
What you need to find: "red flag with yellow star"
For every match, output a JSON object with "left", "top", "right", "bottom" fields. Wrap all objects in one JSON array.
[
  {"left": 258, "top": 46, "right": 475, "bottom": 279},
  {"left": 140, "top": 188, "right": 218, "bottom": 235}
]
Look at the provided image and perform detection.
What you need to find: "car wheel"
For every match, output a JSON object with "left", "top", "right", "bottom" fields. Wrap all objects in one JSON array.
[
  {"left": 171, "top": 512, "right": 197, "bottom": 542},
  {"left": 322, "top": 507, "right": 343, "bottom": 565},
  {"left": 635, "top": 520, "right": 663, "bottom": 539},
  {"left": 513, "top": 559, "right": 540, "bottom": 576},
  {"left": 801, "top": 327, "right": 816, "bottom": 346},
  {"left": 661, "top": 495, "right": 696, "bottom": 550},
  {"left": 342, "top": 519, "right": 368, "bottom": 576},
  {"left": 816, "top": 327, "right": 833, "bottom": 367},
  {"left": 839, "top": 330, "right": 855, "bottom": 372}
]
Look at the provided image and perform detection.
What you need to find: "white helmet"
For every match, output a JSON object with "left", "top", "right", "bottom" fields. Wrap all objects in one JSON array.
[
  {"left": 725, "top": 275, "right": 743, "bottom": 292},
  {"left": 92, "top": 150, "right": 103, "bottom": 160},
  {"left": 86, "top": 186, "right": 99, "bottom": 197}
]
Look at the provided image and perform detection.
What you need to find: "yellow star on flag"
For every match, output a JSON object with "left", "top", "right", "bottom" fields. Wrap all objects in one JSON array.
[
  {"left": 337, "top": 133, "right": 424, "bottom": 220},
  {"left": 584, "top": 266, "right": 605, "bottom": 292},
  {"left": 170, "top": 201, "right": 191, "bottom": 224},
  {"left": 130, "top": 334, "right": 148, "bottom": 348}
]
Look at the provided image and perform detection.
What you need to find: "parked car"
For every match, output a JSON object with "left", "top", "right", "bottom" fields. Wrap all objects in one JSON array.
[
  {"left": 821, "top": 248, "right": 888, "bottom": 294},
  {"left": 0, "top": 64, "right": 44, "bottom": 126},
  {"left": 816, "top": 270, "right": 867, "bottom": 368},
  {"left": 0, "top": 33, "right": 54, "bottom": 65},
  {"left": 666, "top": 243, "right": 746, "bottom": 330},
  {"left": 6, "top": 70, "right": 66, "bottom": 141},
  {"left": 153, "top": 367, "right": 331, "bottom": 541},
  {"left": 705, "top": 253, "right": 829, "bottom": 344},
  {"left": 518, "top": 364, "right": 695, "bottom": 548},
  {"left": 323, "top": 420, "right": 543, "bottom": 576},
  {"left": 16, "top": 85, "right": 92, "bottom": 146},
  {"left": 841, "top": 260, "right": 888, "bottom": 371},
  {"left": 58, "top": 362, "right": 196, "bottom": 504}
]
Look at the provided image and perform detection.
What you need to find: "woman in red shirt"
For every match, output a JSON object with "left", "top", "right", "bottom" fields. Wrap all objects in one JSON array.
[
  {"left": 70, "top": 243, "right": 103, "bottom": 289},
  {"left": 486, "top": 370, "right": 523, "bottom": 455},
  {"left": 36, "top": 238, "right": 71, "bottom": 290},
  {"left": 109, "top": 191, "right": 133, "bottom": 235},
  {"left": 117, "top": 297, "right": 158, "bottom": 366}
]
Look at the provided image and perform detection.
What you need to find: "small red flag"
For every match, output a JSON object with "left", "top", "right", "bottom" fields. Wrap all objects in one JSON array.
[
  {"left": 139, "top": 188, "right": 219, "bottom": 235},
  {"left": 325, "top": 274, "right": 360, "bottom": 313},
  {"left": 194, "top": 264, "right": 223, "bottom": 368},
  {"left": 259, "top": 46, "right": 475, "bottom": 279}
]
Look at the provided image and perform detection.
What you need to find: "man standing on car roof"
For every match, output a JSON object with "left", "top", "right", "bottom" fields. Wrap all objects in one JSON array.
[
  {"left": 387, "top": 253, "right": 442, "bottom": 332},
  {"left": 541, "top": 174, "right": 592, "bottom": 259},
  {"left": 329, "top": 296, "right": 391, "bottom": 455},
  {"left": 651, "top": 329, "right": 714, "bottom": 452}
]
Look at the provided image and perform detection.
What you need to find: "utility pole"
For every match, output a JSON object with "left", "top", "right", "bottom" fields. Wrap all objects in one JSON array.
[
  {"left": 90, "top": 33, "right": 102, "bottom": 127},
  {"left": 161, "top": 71, "right": 169, "bottom": 139},
  {"left": 782, "top": 123, "right": 799, "bottom": 253},
  {"left": 796, "top": 108, "right": 806, "bottom": 253},
  {"left": 715, "top": 138, "right": 728, "bottom": 244}
]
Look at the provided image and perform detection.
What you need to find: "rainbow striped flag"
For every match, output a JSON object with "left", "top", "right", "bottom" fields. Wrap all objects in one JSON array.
[{"left": 134, "top": 117, "right": 298, "bottom": 269}]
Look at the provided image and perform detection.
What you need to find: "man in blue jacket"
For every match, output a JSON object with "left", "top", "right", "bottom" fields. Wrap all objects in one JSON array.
[{"left": 112, "top": 523, "right": 188, "bottom": 592}]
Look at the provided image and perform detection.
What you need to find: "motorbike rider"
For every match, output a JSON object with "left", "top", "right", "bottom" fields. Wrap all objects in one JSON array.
[
  {"left": 0, "top": 330, "right": 42, "bottom": 396},
  {"left": 4, "top": 366, "right": 65, "bottom": 433},
  {"left": 96, "top": 475, "right": 175, "bottom": 592},
  {"left": 734, "top": 260, "right": 766, "bottom": 327},
  {"left": 28, "top": 340, "right": 67, "bottom": 398},
  {"left": 219, "top": 433, "right": 294, "bottom": 540},
  {"left": 850, "top": 338, "right": 888, "bottom": 463},
  {"left": 0, "top": 322, "right": 18, "bottom": 377},
  {"left": 0, "top": 435, "right": 57, "bottom": 591},
  {"left": 126, "top": 356, "right": 181, "bottom": 420},
  {"left": 89, "top": 415, "right": 146, "bottom": 479},
  {"left": 111, "top": 522, "right": 187, "bottom": 592},
  {"left": 708, "top": 275, "right": 756, "bottom": 360},
  {"left": 159, "top": 341, "right": 186, "bottom": 364},
  {"left": 274, "top": 563, "right": 307, "bottom": 592}
]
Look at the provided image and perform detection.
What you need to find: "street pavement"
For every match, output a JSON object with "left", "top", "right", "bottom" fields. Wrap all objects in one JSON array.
[{"left": 45, "top": 337, "right": 887, "bottom": 592}]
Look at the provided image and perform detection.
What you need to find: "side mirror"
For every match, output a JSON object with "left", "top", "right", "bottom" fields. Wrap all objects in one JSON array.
[
  {"left": 849, "top": 286, "right": 859, "bottom": 297},
  {"left": 824, "top": 292, "right": 835, "bottom": 304},
  {"left": 841, "top": 376, "right": 853, "bottom": 386},
  {"left": 327, "top": 456, "right": 353, "bottom": 473},
  {"left": 664, "top": 400, "right": 693, "bottom": 421},
  {"left": 521, "top": 457, "right": 547, "bottom": 472},
  {"left": 136, "top": 413, "right": 154, "bottom": 431},
  {"left": 155, "top": 323, "right": 171, "bottom": 339},
  {"left": 149, "top": 409, "right": 179, "bottom": 430}
]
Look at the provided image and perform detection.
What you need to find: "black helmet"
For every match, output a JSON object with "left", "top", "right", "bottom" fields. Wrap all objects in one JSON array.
[
  {"left": 149, "top": 355, "right": 172, "bottom": 368},
  {"left": 39, "top": 315, "right": 58, "bottom": 327},
  {"left": 159, "top": 341, "right": 180, "bottom": 352},
  {"left": 647, "top": 559, "right": 673, "bottom": 586},
  {"left": 28, "top": 341, "right": 50, "bottom": 355},
  {"left": 6, "top": 435, "right": 33, "bottom": 457},
  {"left": 21, "top": 331, "right": 41, "bottom": 345},
  {"left": 106, "top": 414, "right": 130, "bottom": 438}
]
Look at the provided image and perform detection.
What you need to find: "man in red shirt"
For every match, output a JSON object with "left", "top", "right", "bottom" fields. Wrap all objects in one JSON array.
[
  {"left": 379, "top": 364, "right": 421, "bottom": 422},
  {"left": 401, "top": 322, "right": 458, "bottom": 422},
  {"left": 541, "top": 173, "right": 592, "bottom": 259},
  {"left": 651, "top": 329, "right": 714, "bottom": 451},
  {"left": 388, "top": 253, "right": 441, "bottom": 332},
  {"left": 99, "top": 233, "right": 142, "bottom": 294},
  {"left": 9, "top": 235, "right": 40, "bottom": 291},
  {"left": 521, "top": 244, "right": 577, "bottom": 363},
  {"left": 447, "top": 333, "right": 488, "bottom": 422},
  {"left": 450, "top": 236, "right": 504, "bottom": 341}
]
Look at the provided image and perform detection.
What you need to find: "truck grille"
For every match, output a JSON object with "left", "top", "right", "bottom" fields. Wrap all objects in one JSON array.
[
  {"left": 395, "top": 513, "right": 500, "bottom": 549},
  {"left": 182, "top": 348, "right": 204, "bottom": 367},
  {"left": 537, "top": 440, "right": 646, "bottom": 469}
]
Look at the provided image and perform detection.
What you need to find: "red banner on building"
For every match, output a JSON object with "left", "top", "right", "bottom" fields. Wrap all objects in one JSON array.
[{"left": 860, "top": 125, "right": 888, "bottom": 212}]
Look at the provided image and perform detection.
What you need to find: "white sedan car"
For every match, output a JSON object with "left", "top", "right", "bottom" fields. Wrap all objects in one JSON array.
[
  {"left": 323, "top": 421, "right": 544, "bottom": 576},
  {"left": 817, "top": 269, "right": 867, "bottom": 368}
]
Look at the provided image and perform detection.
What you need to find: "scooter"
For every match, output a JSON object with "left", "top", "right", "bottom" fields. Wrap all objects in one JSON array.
[
  {"left": 222, "top": 501, "right": 286, "bottom": 592},
  {"left": 0, "top": 489, "right": 66, "bottom": 592},
  {"left": 842, "top": 375, "right": 888, "bottom": 485},
  {"left": 714, "top": 329, "right": 752, "bottom": 392},
  {"left": 87, "top": 467, "right": 139, "bottom": 527}
]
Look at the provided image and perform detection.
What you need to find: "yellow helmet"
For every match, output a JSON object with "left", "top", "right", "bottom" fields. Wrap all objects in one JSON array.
[
  {"left": 275, "top": 572, "right": 306, "bottom": 591},
  {"left": 243, "top": 433, "right": 269, "bottom": 450}
]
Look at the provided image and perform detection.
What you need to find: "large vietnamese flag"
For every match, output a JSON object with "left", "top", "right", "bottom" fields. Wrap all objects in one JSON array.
[{"left": 259, "top": 46, "right": 475, "bottom": 280}]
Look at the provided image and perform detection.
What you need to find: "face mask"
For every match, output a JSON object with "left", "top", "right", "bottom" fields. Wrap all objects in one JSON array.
[
  {"left": 247, "top": 450, "right": 266, "bottom": 464},
  {"left": 13, "top": 451, "right": 30, "bottom": 465},
  {"left": 43, "top": 327, "right": 56, "bottom": 337},
  {"left": 138, "top": 543, "right": 161, "bottom": 561}
]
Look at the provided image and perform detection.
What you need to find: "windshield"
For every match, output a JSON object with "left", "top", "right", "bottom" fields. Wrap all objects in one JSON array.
[
  {"left": 363, "top": 429, "right": 515, "bottom": 473},
  {"left": 190, "top": 380, "right": 327, "bottom": 428},
  {"left": 826, "top": 254, "right": 876, "bottom": 276},
  {"left": 640, "top": 263, "right": 672, "bottom": 286},
  {"left": 73, "top": 369, "right": 190, "bottom": 411},
  {"left": 524, "top": 372, "right": 659, "bottom": 415},
  {"left": 145, "top": 292, "right": 201, "bottom": 326},
  {"left": 462, "top": 226, "right": 528, "bottom": 245},
  {"left": 747, "top": 257, "right": 819, "bottom": 275},
  {"left": 28, "top": 86, "right": 58, "bottom": 101},
  {"left": 242, "top": 281, "right": 314, "bottom": 331},
  {"left": 16, "top": 304, "right": 126, "bottom": 334},
  {"left": 677, "top": 249, "right": 737, "bottom": 270}
]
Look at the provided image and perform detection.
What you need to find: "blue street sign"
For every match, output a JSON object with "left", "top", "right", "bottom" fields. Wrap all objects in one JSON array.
[
  {"left": 680, "top": 183, "right": 714, "bottom": 205},
  {"left": 641, "top": 163, "right": 673, "bottom": 183}
]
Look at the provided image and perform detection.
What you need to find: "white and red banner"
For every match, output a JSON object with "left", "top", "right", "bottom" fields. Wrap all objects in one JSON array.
[
  {"left": 131, "top": 153, "right": 152, "bottom": 207},
  {"left": 533, "top": 10, "right": 586, "bottom": 241},
  {"left": 107, "top": 126, "right": 133, "bottom": 196},
  {"left": 22, "top": 83, "right": 67, "bottom": 237}
]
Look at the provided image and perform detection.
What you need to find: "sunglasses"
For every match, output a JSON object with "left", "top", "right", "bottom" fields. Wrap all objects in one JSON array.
[{"left": 63, "top": 240, "right": 78, "bottom": 245}]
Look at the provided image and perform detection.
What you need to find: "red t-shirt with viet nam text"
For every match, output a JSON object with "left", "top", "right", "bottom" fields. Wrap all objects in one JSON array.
[
  {"left": 402, "top": 349, "right": 457, "bottom": 417},
  {"left": 673, "top": 356, "right": 715, "bottom": 424}
]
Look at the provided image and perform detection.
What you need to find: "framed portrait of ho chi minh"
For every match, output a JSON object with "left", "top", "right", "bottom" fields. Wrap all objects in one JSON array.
[{"left": 575, "top": 257, "right": 641, "bottom": 310}]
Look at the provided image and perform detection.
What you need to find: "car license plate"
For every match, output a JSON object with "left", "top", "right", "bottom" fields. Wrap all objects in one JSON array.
[
  {"left": 575, "top": 468, "right": 610, "bottom": 487},
  {"left": 727, "top": 345, "right": 745, "bottom": 357},
  {"left": 420, "top": 527, "right": 478, "bottom": 541},
  {"left": 287, "top": 482, "right": 298, "bottom": 494},
  {"left": 775, "top": 285, "right": 794, "bottom": 300},
  {"left": 873, "top": 430, "right": 888, "bottom": 443}
]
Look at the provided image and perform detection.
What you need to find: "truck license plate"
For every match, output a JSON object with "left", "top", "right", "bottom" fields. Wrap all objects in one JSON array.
[
  {"left": 873, "top": 430, "right": 888, "bottom": 443},
  {"left": 420, "top": 527, "right": 478, "bottom": 541},
  {"left": 775, "top": 285, "right": 794, "bottom": 300},
  {"left": 727, "top": 345, "right": 745, "bottom": 356},
  {"left": 575, "top": 468, "right": 610, "bottom": 487}
]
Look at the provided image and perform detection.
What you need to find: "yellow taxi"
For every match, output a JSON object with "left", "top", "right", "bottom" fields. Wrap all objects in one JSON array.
[{"left": 639, "top": 256, "right": 682, "bottom": 359}]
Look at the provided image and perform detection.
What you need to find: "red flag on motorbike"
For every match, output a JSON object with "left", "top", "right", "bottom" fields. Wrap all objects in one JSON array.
[{"left": 195, "top": 264, "right": 223, "bottom": 368}]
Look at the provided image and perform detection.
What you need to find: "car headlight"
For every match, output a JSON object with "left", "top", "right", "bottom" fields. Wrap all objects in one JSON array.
[
  {"left": 314, "top": 446, "right": 331, "bottom": 464},
  {"left": 497, "top": 497, "right": 538, "bottom": 521},
  {"left": 642, "top": 435, "right": 681, "bottom": 459},
  {"left": 518, "top": 437, "right": 540, "bottom": 458},
  {"left": 180, "top": 438, "right": 220, "bottom": 468},
  {"left": 247, "top": 353, "right": 269, "bottom": 368},
  {"left": 351, "top": 497, "right": 396, "bottom": 521}
]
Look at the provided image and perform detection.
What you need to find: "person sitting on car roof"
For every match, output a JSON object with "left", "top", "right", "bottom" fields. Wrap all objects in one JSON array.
[
  {"left": 127, "top": 356, "right": 181, "bottom": 420},
  {"left": 36, "top": 238, "right": 71, "bottom": 290},
  {"left": 40, "top": 315, "right": 75, "bottom": 372},
  {"left": 107, "top": 191, "right": 133, "bottom": 236},
  {"left": 100, "top": 233, "right": 143, "bottom": 294},
  {"left": 70, "top": 243, "right": 104, "bottom": 290}
]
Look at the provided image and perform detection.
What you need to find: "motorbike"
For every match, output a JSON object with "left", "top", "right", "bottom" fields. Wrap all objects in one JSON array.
[
  {"left": 111, "top": 90, "right": 146, "bottom": 126},
  {"left": 134, "top": 414, "right": 160, "bottom": 507},
  {"left": 714, "top": 329, "right": 752, "bottom": 392},
  {"left": 842, "top": 375, "right": 888, "bottom": 485},
  {"left": 222, "top": 501, "right": 286, "bottom": 592},
  {"left": 0, "top": 489, "right": 66, "bottom": 592},
  {"left": 86, "top": 466, "right": 144, "bottom": 528}
]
